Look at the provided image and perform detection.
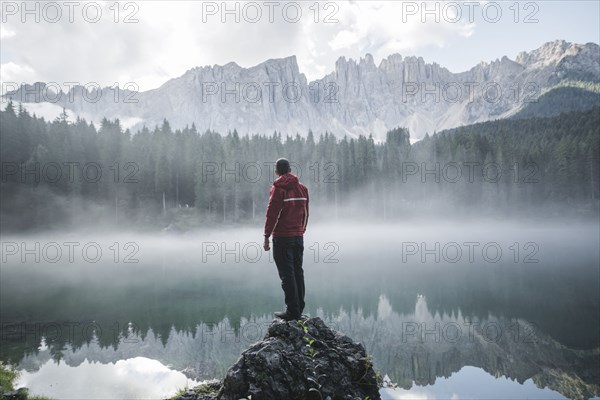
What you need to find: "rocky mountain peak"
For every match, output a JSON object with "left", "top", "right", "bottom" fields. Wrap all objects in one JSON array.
[
  {"left": 515, "top": 39, "right": 585, "bottom": 67},
  {"left": 5, "top": 40, "right": 599, "bottom": 141}
]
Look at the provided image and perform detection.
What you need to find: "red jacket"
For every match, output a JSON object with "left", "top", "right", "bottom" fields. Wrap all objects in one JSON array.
[{"left": 264, "top": 173, "right": 309, "bottom": 238}]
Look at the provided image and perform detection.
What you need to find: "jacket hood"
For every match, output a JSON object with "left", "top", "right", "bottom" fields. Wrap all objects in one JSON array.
[{"left": 274, "top": 173, "right": 299, "bottom": 189}]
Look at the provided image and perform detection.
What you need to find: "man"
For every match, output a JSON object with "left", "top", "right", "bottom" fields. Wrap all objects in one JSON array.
[{"left": 263, "top": 158, "right": 309, "bottom": 321}]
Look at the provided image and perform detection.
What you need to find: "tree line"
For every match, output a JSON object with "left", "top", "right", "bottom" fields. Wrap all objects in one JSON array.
[{"left": 1, "top": 101, "right": 598, "bottom": 231}]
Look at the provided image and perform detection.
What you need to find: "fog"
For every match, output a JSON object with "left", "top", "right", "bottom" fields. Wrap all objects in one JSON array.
[
  {"left": 2, "top": 220, "right": 598, "bottom": 342},
  {"left": 2, "top": 110, "right": 598, "bottom": 233},
  {"left": 1, "top": 220, "right": 599, "bottom": 398}
]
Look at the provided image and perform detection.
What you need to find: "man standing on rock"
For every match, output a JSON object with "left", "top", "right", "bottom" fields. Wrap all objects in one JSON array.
[{"left": 263, "top": 158, "right": 309, "bottom": 321}]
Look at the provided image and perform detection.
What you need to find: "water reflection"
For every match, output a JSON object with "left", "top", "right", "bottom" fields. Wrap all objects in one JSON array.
[
  {"left": 10, "top": 295, "right": 599, "bottom": 399},
  {"left": 380, "top": 366, "right": 565, "bottom": 399},
  {"left": 17, "top": 357, "right": 200, "bottom": 400},
  {"left": 1, "top": 223, "right": 598, "bottom": 399}
]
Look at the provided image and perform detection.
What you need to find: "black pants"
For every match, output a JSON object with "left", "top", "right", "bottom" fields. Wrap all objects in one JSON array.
[{"left": 273, "top": 236, "right": 305, "bottom": 315}]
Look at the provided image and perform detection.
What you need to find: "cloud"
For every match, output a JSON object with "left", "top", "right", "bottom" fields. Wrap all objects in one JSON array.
[
  {"left": 0, "top": 1, "right": 477, "bottom": 90},
  {"left": 329, "top": 30, "right": 361, "bottom": 51},
  {"left": 0, "top": 62, "right": 37, "bottom": 90},
  {"left": 292, "top": 1, "right": 477, "bottom": 79},
  {"left": 0, "top": 26, "right": 16, "bottom": 39},
  {"left": 17, "top": 356, "right": 199, "bottom": 399},
  {"left": 320, "top": 1, "right": 476, "bottom": 60}
]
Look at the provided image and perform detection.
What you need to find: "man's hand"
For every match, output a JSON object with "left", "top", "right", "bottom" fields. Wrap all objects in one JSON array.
[{"left": 263, "top": 236, "right": 270, "bottom": 251}]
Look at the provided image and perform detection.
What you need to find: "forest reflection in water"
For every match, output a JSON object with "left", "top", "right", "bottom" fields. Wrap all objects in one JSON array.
[{"left": 1, "top": 221, "right": 598, "bottom": 399}]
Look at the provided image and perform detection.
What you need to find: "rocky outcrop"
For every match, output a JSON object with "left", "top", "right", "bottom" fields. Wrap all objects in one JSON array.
[{"left": 172, "top": 316, "right": 381, "bottom": 400}]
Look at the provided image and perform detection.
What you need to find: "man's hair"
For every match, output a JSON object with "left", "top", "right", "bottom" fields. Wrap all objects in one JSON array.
[{"left": 276, "top": 158, "right": 291, "bottom": 174}]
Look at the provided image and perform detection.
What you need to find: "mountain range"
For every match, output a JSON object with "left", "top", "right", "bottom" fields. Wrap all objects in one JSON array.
[{"left": 4, "top": 40, "right": 599, "bottom": 140}]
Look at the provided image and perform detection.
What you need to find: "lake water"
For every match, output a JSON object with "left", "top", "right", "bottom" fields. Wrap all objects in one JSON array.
[{"left": 1, "top": 221, "right": 599, "bottom": 399}]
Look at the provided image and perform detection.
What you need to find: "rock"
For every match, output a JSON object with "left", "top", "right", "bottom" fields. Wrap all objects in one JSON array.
[
  {"left": 217, "top": 316, "right": 381, "bottom": 400},
  {"left": 171, "top": 380, "right": 221, "bottom": 400},
  {"left": 2, "top": 387, "right": 28, "bottom": 400},
  {"left": 171, "top": 317, "right": 381, "bottom": 400}
]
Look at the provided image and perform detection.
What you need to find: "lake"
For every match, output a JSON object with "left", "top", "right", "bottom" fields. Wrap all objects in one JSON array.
[{"left": 1, "top": 221, "right": 599, "bottom": 399}]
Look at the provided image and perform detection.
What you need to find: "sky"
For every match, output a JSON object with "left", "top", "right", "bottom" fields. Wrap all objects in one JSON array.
[{"left": 1, "top": 0, "right": 599, "bottom": 93}]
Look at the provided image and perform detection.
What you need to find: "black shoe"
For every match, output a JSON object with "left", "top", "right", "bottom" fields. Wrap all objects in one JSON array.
[{"left": 274, "top": 310, "right": 301, "bottom": 321}]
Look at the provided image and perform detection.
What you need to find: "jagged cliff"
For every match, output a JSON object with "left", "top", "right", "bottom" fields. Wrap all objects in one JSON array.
[{"left": 5, "top": 40, "right": 599, "bottom": 140}]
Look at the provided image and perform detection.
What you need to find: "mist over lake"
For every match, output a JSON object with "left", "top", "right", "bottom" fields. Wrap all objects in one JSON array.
[{"left": 1, "top": 220, "right": 598, "bottom": 398}]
